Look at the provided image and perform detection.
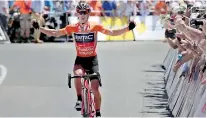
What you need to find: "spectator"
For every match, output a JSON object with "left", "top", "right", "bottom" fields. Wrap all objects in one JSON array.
[
  {"left": 101, "top": 0, "right": 117, "bottom": 17},
  {"left": 152, "top": 0, "right": 167, "bottom": 31},
  {"left": 162, "top": 15, "right": 178, "bottom": 48},
  {"left": 44, "top": 0, "right": 54, "bottom": 14},
  {"left": 117, "top": 0, "right": 137, "bottom": 19},
  {"left": 137, "top": 0, "right": 152, "bottom": 31},
  {"left": 53, "top": 0, "right": 64, "bottom": 12},
  {"left": 9, "top": 0, "right": 15, "bottom": 8},
  {"left": 64, "top": 0, "right": 76, "bottom": 15},
  {"left": 101, "top": 0, "right": 117, "bottom": 29},
  {"left": 161, "top": 0, "right": 206, "bottom": 84},
  {"left": 31, "top": 0, "right": 45, "bottom": 43},
  {"left": 11, "top": 0, "right": 32, "bottom": 43},
  {"left": 88, "top": 0, "right": 103, "bottom": 16},
  {"left": 162, "top": 3, "right": 206, "bottom": 74},
  {"left": 0, "top": 0, "right": 9, "bottom": 31}
]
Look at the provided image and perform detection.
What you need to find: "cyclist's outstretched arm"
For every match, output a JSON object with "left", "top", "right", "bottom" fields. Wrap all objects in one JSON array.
[
  {"left": 96, "top": 22, "right": 136, "bottom": 36},
  {"left": 103, "top": 27, "right": 129, "bottom": 36},
  {"left": 39, "top": 27, "right": 66, "bottom": 37},
  {"left": 31, "top": 19, "right": 71, "bottom": 37}
]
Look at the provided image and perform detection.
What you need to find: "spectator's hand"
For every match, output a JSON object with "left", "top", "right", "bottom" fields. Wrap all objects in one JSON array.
[
  {"left": 202, "top": 20, "right": 206, "bottom": 34},
  {"left": 160, "top": 8, "right": 165, "bottom": 12},
  {"left": 31, "top": 19, "right": 40, "bottom": 29},
  {"left": 33, "top": 12, "right": 41, "bottom": 17},
  {"left": 175, "top": 17, "right": 185, "bottom": 26},
  {"left": 181, "top": 40, "right": 193, "bottom": 49},
  {"left": 176, "top": 33, "right": 186, "bottom": 39},
  {"left": 201, "top": 79, "right": 206, "bottom": 85},
  {"left": 128, "top": 21, "right": 136, "bottom": 30},
  {"left": 164, "top": 20, "right": 174, "bottom": 29},
  {"left": 44, "top": 6, "right": 50, "bottom": 11}
]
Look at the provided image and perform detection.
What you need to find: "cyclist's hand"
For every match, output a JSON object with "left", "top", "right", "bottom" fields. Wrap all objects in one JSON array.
[
  {"left": 31, "top": 19, "right": 40, "bottom": 29},
  {"left": 128, "top": 21, "right": 136, "bottom": 30}
]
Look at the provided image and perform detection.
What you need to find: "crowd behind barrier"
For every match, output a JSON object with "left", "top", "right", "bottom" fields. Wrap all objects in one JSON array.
[
  {"left": 163, "top": 48, "right": 206, "bottom": 117},
  {"left": 160, "top": 0, "right": 206, "bottom": 117}
]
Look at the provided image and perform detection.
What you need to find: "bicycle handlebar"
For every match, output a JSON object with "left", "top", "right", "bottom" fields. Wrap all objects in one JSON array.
[{"left": 68, "top": 73, "right": 101, "bottom": 88}]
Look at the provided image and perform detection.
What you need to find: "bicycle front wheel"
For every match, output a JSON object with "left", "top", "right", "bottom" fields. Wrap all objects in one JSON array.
[{"left": 82, "top": 88, "right": 90, "bottom": 117}]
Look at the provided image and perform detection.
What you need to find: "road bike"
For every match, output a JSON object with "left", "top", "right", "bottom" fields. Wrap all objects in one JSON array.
[{"left": 68, "top": 71, "right": 102, "bottom": 117}]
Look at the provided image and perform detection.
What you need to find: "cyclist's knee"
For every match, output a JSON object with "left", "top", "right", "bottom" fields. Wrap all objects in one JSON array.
[
  {"left": 73, "top": 65, "right": 84, "bottom": 76},
  {"left": 74, "top": 68, "right": 84, "bottom": 75}
]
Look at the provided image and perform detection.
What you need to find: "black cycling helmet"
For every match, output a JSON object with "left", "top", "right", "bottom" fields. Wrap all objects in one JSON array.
[{"left": 76, "top": 1, "right": 91, "bottom": 13}]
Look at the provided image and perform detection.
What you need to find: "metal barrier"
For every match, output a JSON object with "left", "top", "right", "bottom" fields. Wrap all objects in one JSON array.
[
  {"left": 0, "top": 20, "right": 10, "bottom": 44},
  {"left": 163, "top": 49, "right": 206, "bottom": 117}
]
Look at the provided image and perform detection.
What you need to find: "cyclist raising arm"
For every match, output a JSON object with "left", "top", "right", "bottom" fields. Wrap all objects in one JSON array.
[{"left": 32, "top": 1, "right": 136, "bottom": 117}]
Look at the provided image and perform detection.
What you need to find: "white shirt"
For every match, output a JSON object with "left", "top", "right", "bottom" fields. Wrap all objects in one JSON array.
[
  {"left": 117, "top": 0, "right": 135, "bottom": 16},
  {"left": 116, "top": 0, "right": 127, "bottom": 16},
  {"left": 0, "top": 0, "right": 9, "bottom": 15},
  {"left": 170, "top": 1, "right": 180, "bottom": 11}
]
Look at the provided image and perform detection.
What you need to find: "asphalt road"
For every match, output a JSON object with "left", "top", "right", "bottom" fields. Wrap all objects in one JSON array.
[{"left": 0, "top": 41, "right": 171, "bottom": 117}]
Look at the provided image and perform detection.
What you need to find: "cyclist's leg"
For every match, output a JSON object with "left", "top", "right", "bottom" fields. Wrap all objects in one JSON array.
[
  {"left": 91, "top": 77, "right": 101, "bottom": 116},
  {"left": 73, "top": 65, "right": 85, "bottom": 99},
  {"left": 87, "top": 56, "right": 101, "bottom": 116},
  {"left": 73, "top": 56, "right": 85, "bottom": 111}
]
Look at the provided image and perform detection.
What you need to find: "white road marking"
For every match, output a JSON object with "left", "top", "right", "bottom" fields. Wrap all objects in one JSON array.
[{"left": 0, "top": 65, "right": 7, "bottom": 85}]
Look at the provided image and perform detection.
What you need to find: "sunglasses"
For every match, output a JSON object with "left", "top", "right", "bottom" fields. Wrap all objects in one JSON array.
[{"left": 78, "top": 10, "right": 89, "bottom": 15}]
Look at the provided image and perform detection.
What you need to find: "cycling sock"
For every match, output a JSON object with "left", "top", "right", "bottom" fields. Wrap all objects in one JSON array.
[
  {"left": 77, "top": 95, "right": 82, "bottom": 101},
  {"left": 96, "top": 109, "right": 101, "bottom": 116}
]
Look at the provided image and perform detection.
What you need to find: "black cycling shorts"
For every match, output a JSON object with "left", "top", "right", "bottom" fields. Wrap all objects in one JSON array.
[{"left": 74, "top": 56, "right": 99, "bottom": 80}]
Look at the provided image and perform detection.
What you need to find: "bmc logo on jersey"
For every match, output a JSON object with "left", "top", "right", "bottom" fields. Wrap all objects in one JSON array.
[{"left": 74, "top": 33, "right": 95, "bottom": 43}]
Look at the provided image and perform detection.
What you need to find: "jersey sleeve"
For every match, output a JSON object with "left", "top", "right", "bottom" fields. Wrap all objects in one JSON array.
[
  {"left": 60, "top": 25, "right": 73, "bottom": 35},
  {"left": 95, "top": 24, "right": 111, "bottom": 35}
]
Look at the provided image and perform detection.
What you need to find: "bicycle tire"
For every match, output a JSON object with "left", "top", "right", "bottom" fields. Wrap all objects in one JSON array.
[
  {"left": 88, "top": 90, "right": 95, "bottom": 117},
  {"left": 82, "top": 88, "right": 89, "bottom": 117}
]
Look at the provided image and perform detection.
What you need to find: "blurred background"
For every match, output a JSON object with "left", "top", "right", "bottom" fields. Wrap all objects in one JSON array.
[
  {"left": 0, "top": 0, "right": 206, "bottom": 43},
  {"left": 0, "top": 1, "right": 206, "bottom": 117}
]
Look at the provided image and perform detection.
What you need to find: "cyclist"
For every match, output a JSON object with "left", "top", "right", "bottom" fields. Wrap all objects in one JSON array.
[{"left": 31, "top": 1, "right": 136, "bottom": 117}]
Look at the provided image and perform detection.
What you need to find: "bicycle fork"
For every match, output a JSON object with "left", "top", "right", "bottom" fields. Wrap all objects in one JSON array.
[{"left": 81, "top": 79, "right": 96, "bottom": 117}]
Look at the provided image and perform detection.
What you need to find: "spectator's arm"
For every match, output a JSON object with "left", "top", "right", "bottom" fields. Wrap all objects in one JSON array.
[
  {"left": 196, "top": 40, "right": 206, "bottom": 56},
  {"left": 174, "top": 18, "right": 202, "bottom": 36},
  {"left": 166, "top": 38, "right": 178, "bottom": 49},
  {"left": 176, "top": 33, "right": 192, "bottom": 42},
  {"left": 198, "top": 39, "right": 206, "bottom": 54},
  {"left": 183, "top": 24, "right": 203, "bottom": 36},
  {"left": 171, "top": 19, "right": 202, "bottom": 42},
  {"left": 180, "top": 40, "right": 201, "bottom": 57},
  {"left": 173, "top": 52, "right": 194, "bottom": 72}
]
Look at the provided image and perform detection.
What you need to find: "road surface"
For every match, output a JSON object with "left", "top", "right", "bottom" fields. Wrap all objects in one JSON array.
[{"left": 0, "top": 41, "right": 172, "bottom": 117}]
